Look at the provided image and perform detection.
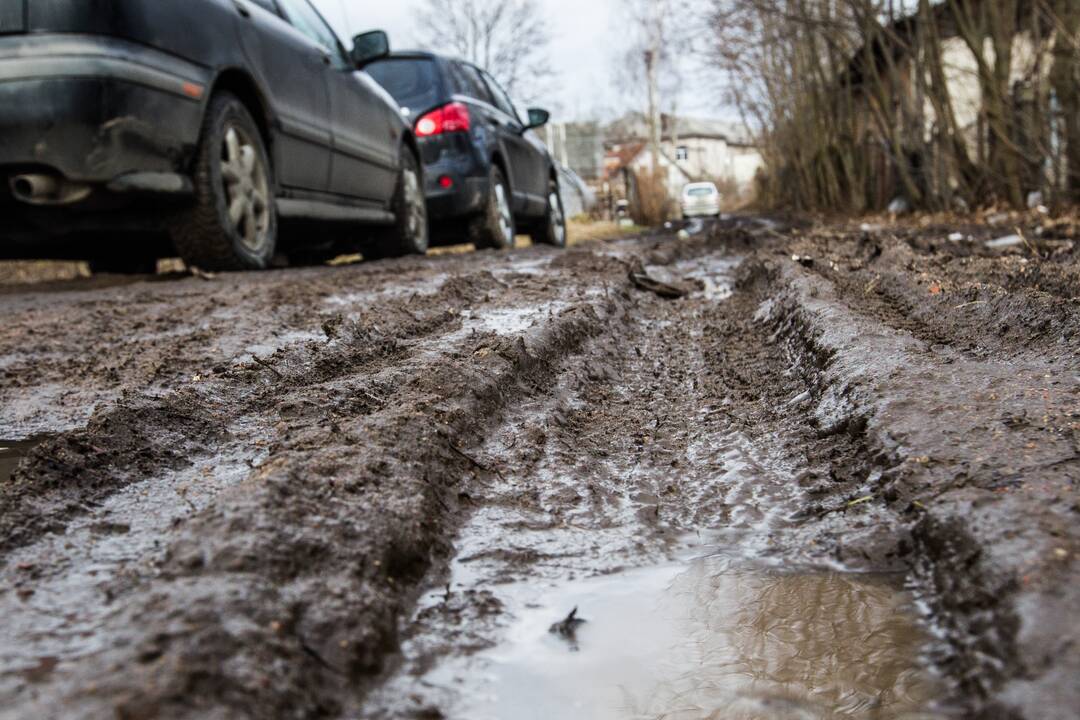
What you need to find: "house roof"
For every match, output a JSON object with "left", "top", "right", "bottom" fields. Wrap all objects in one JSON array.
[
  {"left": 606, "top": 141, "right": 646, "bottom": 169},
  {"left": 603, "top": 142, "right": 697, "bottom": 182},
  {"left": 843, "top": 0, "right": 1034, "bottom": 88},
  {"left": 605, "top": 112, "right": 757, "bottom": 147}
]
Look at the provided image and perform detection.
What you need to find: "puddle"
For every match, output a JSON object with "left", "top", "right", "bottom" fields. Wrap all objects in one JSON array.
[
  {"left": 411, "top": 552, "right": 946, "bottom": 720},
  {"left": 0, "top": 437, "right": 48, "bottom": 484},
  {"left": 461, "top": 305, "right": 566, "bottom": 335}
]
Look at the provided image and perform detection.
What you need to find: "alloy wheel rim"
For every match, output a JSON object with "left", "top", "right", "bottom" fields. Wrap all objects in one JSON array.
[
  {"left": 548, "top": 191, "right": 566, "bottom": 246},
  {"left": 220, "top": 125, "right": 271, "bottom": 253},
  {"left": 403, "top": 168, "right": 427, "bottom": 248},
  {"left": 494, "top": 182, "right": 513, "bottom": 247}
]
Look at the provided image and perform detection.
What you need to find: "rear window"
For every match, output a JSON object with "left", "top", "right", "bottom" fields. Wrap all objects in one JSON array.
[
  {"left": 687, "top": 187, "right": 717, "bottom": 197},
  {"left": 367, "top": 59, "right": 442, "bottom": 118}
]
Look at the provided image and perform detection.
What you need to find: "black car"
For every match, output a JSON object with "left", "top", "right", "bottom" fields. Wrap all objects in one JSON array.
[
  {"left": 0, "top": 0, "right": 427, "bottom": 272},
  {"left": 367, "top": 52, "right": 567, "bottom": 250}
]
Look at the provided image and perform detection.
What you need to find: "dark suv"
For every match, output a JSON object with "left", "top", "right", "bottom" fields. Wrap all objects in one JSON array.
[
  {"left": 367, "top": 53, "right": 567, "bottom": 250},
  {"left": 0, "top": 0, "right": 427, "bottom": 272}
]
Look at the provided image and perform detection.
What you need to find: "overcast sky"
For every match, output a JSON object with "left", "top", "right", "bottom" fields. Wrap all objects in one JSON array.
[{"left": 312, "top": 0, "right": 722, "bottom": 122}]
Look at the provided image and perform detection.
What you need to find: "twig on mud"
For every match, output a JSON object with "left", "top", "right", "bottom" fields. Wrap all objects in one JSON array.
[
  {"left": 846, "top": 495, "right": 874, "bottom": 508},
  {"left": 446, "top": 439, "right": 507, "bottom": 482},
  {"left": 300, "top": 640, "right": 345, "bottom": 676},
  {"left": 251, "top": 355, "right": 284, "bottom": 379},
  {"left": 954, "top": 300, "right": 989, "bottom": 310},
  {"left": 813, "top": 494, "right": 877, "bottom": 519},
  {"left": 1015, "top": 227, "right": 1039, "bottom": 258},
  {"left": 356, "top": 387, "right": 385, "bottom": 407}
]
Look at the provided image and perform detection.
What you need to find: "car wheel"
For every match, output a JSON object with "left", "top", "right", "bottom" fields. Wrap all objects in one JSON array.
[
  {"left": 173, "top": 92, "right": 276, "bottom": 272},
  {"left": 470, "top": 165, "right": 515, "bottom": 250},
  {"left": 367, "top": 147, "right": 429, "bottom": 260},
  {"left": 529, "top": 180, "right": 567, "bottom": 248}
]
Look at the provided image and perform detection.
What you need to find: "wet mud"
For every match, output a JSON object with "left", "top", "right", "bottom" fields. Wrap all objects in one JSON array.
[
  {"left": 0, "top": 438, "right": 45, "bottom": 485},
  {"left": 0, "top": 217, "right": 1077, "bottom": 719}
]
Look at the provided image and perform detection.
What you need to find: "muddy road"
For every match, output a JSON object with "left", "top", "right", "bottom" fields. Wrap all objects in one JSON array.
[{"left": 0, "top": 219, "right": 1077, "bottom": 720}]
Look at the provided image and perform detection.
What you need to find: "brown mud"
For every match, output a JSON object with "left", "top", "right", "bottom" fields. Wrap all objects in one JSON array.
[{"left": 0, "top": 217, "right": 1076, "bottom": 719}]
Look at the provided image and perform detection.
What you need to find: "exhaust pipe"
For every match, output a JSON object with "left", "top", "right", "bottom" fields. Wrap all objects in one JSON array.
[
  {"left": 11, "top": 174, "right": 59, "bottom": 202},
  {"left": 10, "top": 173, "right": 91, "bottom": 206}
]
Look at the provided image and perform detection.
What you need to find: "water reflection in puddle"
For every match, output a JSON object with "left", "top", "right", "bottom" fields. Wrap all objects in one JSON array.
[
  {"left": 0, "top": 438, "right": 47, "bottom": 484},
  {"left": 421, "top": 552, "right": 946, "bottom": 720}
]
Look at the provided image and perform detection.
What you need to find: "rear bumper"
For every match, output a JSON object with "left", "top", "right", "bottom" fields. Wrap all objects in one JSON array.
[
  {"left": 426, "top": 175, "right": 488, "bottom": 218},
  {"left": 681, "top": 203, "right": 721, "bottom": 218},
  {"left": 0, "top": 34, "right": 209, "bottom": 185},
  {"left": 418, "top": 136, "right": 489, "bottom": 220}
]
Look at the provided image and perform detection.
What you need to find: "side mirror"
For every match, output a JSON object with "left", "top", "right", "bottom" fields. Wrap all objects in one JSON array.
[
  {"left": 525, "top": 108, "right": 551, "bottom": 130},
  {"left": 351, "top": 30, "right": 390, "bottom": 68}
]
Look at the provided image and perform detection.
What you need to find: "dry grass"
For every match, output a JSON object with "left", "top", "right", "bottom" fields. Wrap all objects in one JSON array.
[
  {"left": 1, "top": 219, "right": 648, "bottom": 283},
  {"left": 0, "top": 261, "right": 89, "bottom": 286},
  {"left": 565, "top": 219, "right": 645, "bottom": 244},
  {"left": 427, "top": 220, "right": 644, "bottom": 256}
]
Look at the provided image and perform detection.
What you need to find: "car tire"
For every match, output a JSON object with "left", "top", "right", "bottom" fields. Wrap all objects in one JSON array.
[
  {"left": 470, "top": 165, "right": 515, "bottom": 250},
  {"left": 366, "top": 147, "right": 429, "bottom": 260},
  {"left": 528, "top": 179, "right": 567, "bottom": 248},
  {"left": 173, "top": 92, "right": 277, "bottom": 272}
]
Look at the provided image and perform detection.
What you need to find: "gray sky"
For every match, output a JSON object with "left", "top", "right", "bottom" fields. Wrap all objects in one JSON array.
[{"left": 313, "top": 0, "right": 722, "bottom": 122}]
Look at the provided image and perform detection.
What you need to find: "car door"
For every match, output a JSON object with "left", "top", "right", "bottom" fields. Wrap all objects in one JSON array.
[
  {"left": 478, "top": 69, "right": 548, "bottom": 213},
  {"left": 451, "top": 63, "right": 530, "bottom": 214},
  {"left": 233, "top": 0, "right": 332, "bottom": 192},
  {"left": 327, "top": 69, "right": 400, "bottom": 203},
  {"left": 274, "top": 0, "right": 398, "bottom": 203}
]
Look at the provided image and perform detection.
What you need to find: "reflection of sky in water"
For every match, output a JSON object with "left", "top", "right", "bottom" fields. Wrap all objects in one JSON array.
[{"left": 430, "top": 555, "right": 945, "bottom": 720}]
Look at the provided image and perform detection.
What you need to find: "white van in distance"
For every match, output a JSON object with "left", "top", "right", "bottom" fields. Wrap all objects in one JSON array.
[{"left": 680, "top": 182, "right": 722, "bottom": 219}]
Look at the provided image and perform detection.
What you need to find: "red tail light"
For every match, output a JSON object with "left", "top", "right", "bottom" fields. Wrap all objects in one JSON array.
[{"left": 415, "top": 102, "right": 471, "bottom": 137}]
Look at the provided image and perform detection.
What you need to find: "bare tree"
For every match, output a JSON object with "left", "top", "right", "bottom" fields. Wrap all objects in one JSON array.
[
  {"left": 416, "top": 0, "right": 554, "bottom": 102},
  {"left": 704, "top": 0, "right": 1080, "bottom": 212},
  {"left": 615, "top": 0, "right": 693, "bottom": 171}
]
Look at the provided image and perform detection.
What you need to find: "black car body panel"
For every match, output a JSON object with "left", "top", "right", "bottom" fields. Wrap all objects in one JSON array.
[
  {"left": 0, "top": 0, "right": 411, "bottom": 260},
  {"left": 0, "top": 34, "right": 209, "bottom": 182},
  {"left": 20, "top": 0, "right": 242, "bottom": 66},
  {"left": 368, "top": 52, "right": 556, "bottom": 239}
]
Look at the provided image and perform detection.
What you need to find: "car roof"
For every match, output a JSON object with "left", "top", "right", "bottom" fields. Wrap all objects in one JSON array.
[
  {"left": 385, "top": 51, "right": 485, "bottom": 72},
  {"left": 385, "top": 50, "right": 441, "bottom": 61}
]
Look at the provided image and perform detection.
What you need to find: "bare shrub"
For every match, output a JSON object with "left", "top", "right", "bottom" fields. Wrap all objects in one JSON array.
[
  {"left": 704, "top": 0, "right": 1080, "bottom": 212},
  {"left": 631, "top": 167, "right": 674, "bottom": 226}
]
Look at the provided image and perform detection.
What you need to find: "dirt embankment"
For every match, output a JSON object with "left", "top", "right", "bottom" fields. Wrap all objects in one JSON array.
[
  {"left": 0, "top": 217, "right": 1077, "bottom": 719},
  {"left": 738, "top": 221, "right": 1080, "bottom": 718}
]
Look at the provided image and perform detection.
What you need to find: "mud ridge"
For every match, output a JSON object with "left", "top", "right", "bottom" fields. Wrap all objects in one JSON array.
[
  {"left": 1, "top": 251, "right": 639, "bottom": 719},
  {"left": 0, "top": 395, "right": 229, "bottom": 557},
  {"left": 744, "top": 237, "right": 1079, "bottom": 719}
]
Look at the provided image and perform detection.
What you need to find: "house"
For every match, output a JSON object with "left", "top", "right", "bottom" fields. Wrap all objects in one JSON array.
[
  {"left": 604, "top": 112, "right": 763, "bottom": 196},
  {"left": 605, "top": 142, "right": 692, "bottom": 200},
  {"left": 837, "top": 0, "right": 1071, "bottom": 209}
]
